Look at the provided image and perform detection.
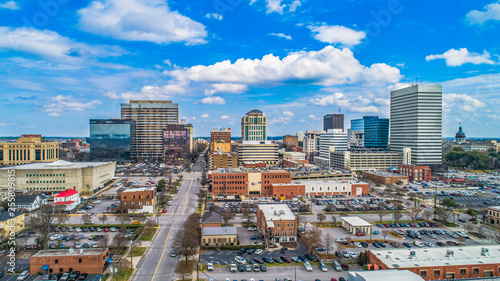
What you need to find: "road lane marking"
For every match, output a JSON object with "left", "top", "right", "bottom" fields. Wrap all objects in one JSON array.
[
  {"left": 151, "top": 228, "right": 172, "bottom": 281},
  {"left": 183, "top": 178, "right": 195, "bottom": 213}
]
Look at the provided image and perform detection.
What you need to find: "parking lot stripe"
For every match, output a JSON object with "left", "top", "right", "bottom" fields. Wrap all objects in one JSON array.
[{"left": 151, "top": 228, "right": 172, "bottom": 281}]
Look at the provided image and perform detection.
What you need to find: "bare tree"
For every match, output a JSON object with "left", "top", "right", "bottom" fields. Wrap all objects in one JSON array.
[
  {"left": 464, "top": 223, "right": 474, "bottom": 233},
  {"left": 408, "top": 207, "right": 422, "bottom": 222},
  {"left": 118, "top": 213, "right": 132, "bottom": 225},
  {"left": 332, "top": 215, "right": 337, "bottom": 225},
  {"left": 436, "top": 207, "right": 452, "bottom": 223},
  {"left": 221, "top": 210, "right": 235, "bottom": 225},
  {"left": 55, "top": 212, "right": 70, "bottom": 225},
  {"left": 324, "top": 233, "right": 333, "bottom": 255},
  {"left": 423, "top": 210, "right": 433, "bottom": 221},
  {"left": 317, "top": 213, "right": 326, "bottom": 223},
  {"left": 81, "top": 214, "right": 92, "bottom": 224},
  {"left": 301, "top": 228, "right": 323, "bottom": 254},
  {"left": 382, "top": 229, "right": 388, "bottom": 240},
  {"left": 113, "top": 233, "right": 129, "bottom": 251},
  {"left": 173, "top": 213, "right": 201, "bottom": 266},
  {"left": 98, "top": 214, "right": 108, "bottom": 225},
  {"left": 135, "top": 213, "right": 147, "bottom": 224},
  {"left": 27, "top": 204, "right": 60, "bottom": 250},
  {"left": 100, "top": 234, "right": 110, "bottom": 247},
  {"left": 392, "top": 209, "right": 403, "bottom": 224},
  {"left": 377, "top": 203, "right": 387, "bottom": 223},
  {"left": 242, "top": 209, "right": 252, "bottom": 223}
]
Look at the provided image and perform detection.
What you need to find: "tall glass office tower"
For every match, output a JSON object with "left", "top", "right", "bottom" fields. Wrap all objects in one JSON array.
[{"left": 350, "top": 116, "right": 389, "bottom": 148}]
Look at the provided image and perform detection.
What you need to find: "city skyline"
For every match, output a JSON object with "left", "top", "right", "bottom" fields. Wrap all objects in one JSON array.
[{"left": 0, "top": 1, "right": 499, "bottom": 137}]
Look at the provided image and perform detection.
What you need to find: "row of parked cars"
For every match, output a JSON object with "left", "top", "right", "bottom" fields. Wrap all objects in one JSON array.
[
  {"left": 394, "top": 229, "right": 470, "bottom": 239},
  {"left": 376, "top": 222, "right": 439, "bottom": 228}
]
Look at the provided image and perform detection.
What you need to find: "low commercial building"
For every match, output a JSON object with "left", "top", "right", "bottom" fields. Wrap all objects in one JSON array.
[
  {"left": 30, "top": 248, "right": 110, "bottom": 275},
  {"left": 369, "top": 245, "right": 500, "bottom": 280},
  {"left": 399, "top": 164, "right": 431, "bottom": 182},
  {"left": 53, "top": 189, "right": 81, "bottom": 211},
  {"left": 201, "top": 212, "right": 223, "bottom": 227},
  {"left": 0, "top": 135, "right": 59, "bottom": 166},
  {"left": 0, "top": 212, "right": 25, "bottom": 238},
  {"left": 120, "top": 187, "right": 157, "bottom": 213},
  {"left": 330, "top": 151, "right": 405, "bottom": 171},
  {"left": 296, "top": 180, "right": 370, "bottom": 197},
  {"left": 15, "top": 195, "right": 48, "bottom": 212},
  {"left": 348, "top": 270, "right": 424, "bottom": 281},
  {"left": 282, "top": 159, "right": 308, "bottom": 168},
  {"left": 256, "top": 204, "right": 297, "bottom": 244},
  {"left": 341, "top": 216, "right": 372, "bottom": 235},
  {"left": 201, "top": 227, "right": 237, "bottom": 246},
  {"left": 210, "top": 169, "right": 291, "bottom": 196},
  {"left": 283, "top": 151, "right": 305, "bottom": 161},
  {"left": 291, "top": 171, "right": 353, "bottom": 181},
  {"left": 269, "top": 183, "right": 306, "bottom": 199},
  {"left": 207, "top": 152, "right": 238, "bottom": 170},
  {"left": 0, "top": 160, "right": 116, "bottom": 195},
  {"left": 488, "top": 206, "right": 500, "bottom": 226},
  {"left": 364, "top": 171, "right": 409, "bottom": 185},
  {"left": 237, "top": 141, "right": 279, "bottom": 165}
]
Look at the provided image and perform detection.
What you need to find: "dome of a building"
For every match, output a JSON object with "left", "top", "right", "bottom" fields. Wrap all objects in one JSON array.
[
  {"left": 246, "top": 109, "right": 263, "bottom": 115},
  {"left": 455, "top": 123, "right": 466, "bottom": 143}
]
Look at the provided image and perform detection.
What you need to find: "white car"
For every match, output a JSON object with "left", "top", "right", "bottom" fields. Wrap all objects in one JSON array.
[
  {"left": 354, "top": 242, "right": 362, "bottom": 248},
  {"left": 349, "top": 252, "right": 358, "bottom": 259},
  {"left": 304, "top": 261, "right": 313, "bottom": 272},
  {"left": 255, "top": 249, "right": 263, "bottom": 255},
  {"left": 17, "top": 271, "right": 29, "bottom": 281},
  {"left": 207, "top": 262, "right": 214, "bottom": 271},
  {"left": 336, "top": 238, "right": 347, "bottom": 243}
]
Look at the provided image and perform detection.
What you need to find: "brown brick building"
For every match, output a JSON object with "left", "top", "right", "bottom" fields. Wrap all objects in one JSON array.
[
  {"left": 210, "top": 128, "right": 231, "bottom": 144},
  {"left": 283, "top": 134, "right": 299, "bottom": 148},
  {"left": 257, "top": 204, "right": 297, "bottom": 244},
  {"left": 270, "top": 183, "right": 305, "bottom": 199},
  {"left": 369, "top": 245, "right": 500, "bottom": 280},
  {"left": 30, "top": 248, "right": 109, "bottom": 275},
  {"left": 120, "top": 187, "right": 157, "bottom": 213},
  {"left": 207, "top": 152, "right": 238, "bottom": 170},
  {"left": 364, "top": 171, "right": 408, "bottom": 185},
  {"left": 399, "top": 164, "right": 432, "bottom": 182},
  {"left": 488, "top": 206, "right": 500, "bottom": 226},
  {"left": 201, "top": 212, "right": 223, "bottom": 227},
  {"left": 210, "top": 170, "right": 291, "bottom": 196}
]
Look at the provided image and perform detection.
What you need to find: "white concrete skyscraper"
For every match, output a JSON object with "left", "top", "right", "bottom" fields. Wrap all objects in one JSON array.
[{"left": 390, "top": 85, "right": 442, "bottom": 165}]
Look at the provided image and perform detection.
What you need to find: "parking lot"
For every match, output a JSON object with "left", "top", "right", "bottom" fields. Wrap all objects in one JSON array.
[
  {"left": 199, "top": 264, "right": 351, "bottom": 281},
  {"left": 200, "top": 245, "right": 308, "bottom": 266},
  {"left": 0, "top": 274, "right": 104, "bottom": 281},
  {"left": 435, "top": 194, "right": 495, "bottom": 208}
]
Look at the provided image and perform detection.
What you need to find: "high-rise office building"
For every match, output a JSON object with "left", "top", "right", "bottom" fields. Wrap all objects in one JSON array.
[
  {"left": 390, "top": 85, "right": 442, "bottom": 165},
  {"left": 121, "top": 100, "right": 179, "bottom": 160},
  {"left": 315, "top": 129, "right": 348, "bottom": 166},
  {"left": 323, "top": 114, "right": 344, "bottom": 131},
  {"left": 163, "top": 124, "right": 190, "bottom": 166},
  {"left": 241, "top": 109, "right": 267, "bottom": 141},
  {"left": 350, "top": 116, "right": 389, "bottom": 148},
  {"left": 304, "top": 130, "right": 325, "bottom": 161},
  {"left": 89, "top": 119, "right": 133, "bottom": 160}
]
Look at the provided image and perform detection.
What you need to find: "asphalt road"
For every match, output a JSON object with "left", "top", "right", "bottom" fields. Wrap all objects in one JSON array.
[{"left": 132, "top": 160, "right": 204, "bottom": 281}]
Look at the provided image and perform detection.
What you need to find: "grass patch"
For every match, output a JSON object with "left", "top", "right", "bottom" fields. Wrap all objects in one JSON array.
[
  {"left": 102, "top": 273, "right": 109, "bottom": 281},
  {"left": 312, "top": 222, "right": 341, "bottom": 228},
  {"left": 130, "top": 247, "right": 147, "bottom": 257},
  {"left": 177, "top": 259, "right": 195, "bottom": 274},
  {"left": 113, "top": 268, "right": 134, "bottom": 281},
  {"left": 140, "top": 227, "right": 158, "bottom": 241},
  {"left": 297, "top": 212, "right": 313, "bottom": 215},
  {"left": 387, "top": 231, "right": 404, "bottom": 239},
  {"left": 377, "top": 220, "right": 427, "bottom": 225},
  {"left": 445, "top": 222, "right": 458, "bottom": 227}
]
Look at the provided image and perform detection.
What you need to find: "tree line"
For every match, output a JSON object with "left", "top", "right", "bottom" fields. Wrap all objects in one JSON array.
[{"left": 445, "top": 147, "right": 500, "bottom": 170}]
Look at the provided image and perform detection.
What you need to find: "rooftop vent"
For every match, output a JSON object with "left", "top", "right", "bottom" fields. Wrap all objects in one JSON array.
[
  {"left": 481, "top": 247, "right": 489, "bottom": 256},
  {"left": 446, "top": 249, "right": 454, "bottom": 257}
]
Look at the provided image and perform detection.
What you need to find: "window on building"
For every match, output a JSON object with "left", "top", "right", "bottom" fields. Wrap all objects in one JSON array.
[
  {"left": 420, "top": 271, "right": 426, "bottom": 277},
  {"left": 434, "top": 270, "right": 440, "bottom": 277},
  {"left": 460, "top": 269, "right": 466, "bottom": 275},
  {"left": 473, "top": 268, "right": 479, "bottom": 274},
  {"left": 79, "top": 258, "right": 82, "bottom": 263},
  {"left": 55, "top": 259, "right": 58, "bottom": 264},
  {"left": 485, "top": 271, "right": 493, "bottom": 277}
]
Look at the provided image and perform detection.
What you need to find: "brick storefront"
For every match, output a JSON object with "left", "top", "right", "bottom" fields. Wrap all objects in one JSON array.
[{"left": 30, "top": 249, "right": 109, "bottom": 275}]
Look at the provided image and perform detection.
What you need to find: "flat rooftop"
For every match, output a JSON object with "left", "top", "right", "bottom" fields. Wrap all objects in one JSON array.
[
  {"left": 341, "top": 216, "right": 371, "bottom": 226},
  {"left": 257, "top": 204, "right": 295, "bottom": 220},
  {"left": 31, "top": 248, "right": 108, "bottom": 257},
  {"left": 202, "top": 226, "right": 237, "bottom": 236},
  {"left": 122, "top": 187, "right": 155, "bottom": 193},
  {"left": 366, "top": 171, "right": 408, "bottom": 178},
  {"left": 293, "top": 179, "right": 368, "bottom": 185},
  {"left": 371, "top": 245, "right": 500, "bottom": 269},
  {"left": 349, "top": 270, "right": 424, "bottom": 281},
  {"left": 1, "top": 160, "right": 114, "bottom": 170}
]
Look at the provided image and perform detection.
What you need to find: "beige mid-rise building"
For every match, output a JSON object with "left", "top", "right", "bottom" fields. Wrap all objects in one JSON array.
[
  {"left": 121, "top": 100, "right": 179, "bottom": 160},
  {"left": 0, "top": 135, "right": 59, "bottom": 166},
  {"left": 241, "top": 109, "right": 267, "bottom": 141}
]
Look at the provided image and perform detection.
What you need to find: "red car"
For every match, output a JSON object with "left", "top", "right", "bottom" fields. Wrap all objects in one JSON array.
[
  {"left": 280, "top": 255, "right": 291, "bottom": 263},
  {"left": 331, "top": 279, "right": 337, "bottom": 281},
  {"left": 409, "top": 223, "right": 415, "bottom": 227},
  {"left": 355, "top": 232, "right": 366, "bottom": 236},
  {"left": 341, "top": 263, "right": 349, "bottom": 270},
  {"left": 163, "top": 209, "right": 168, "bottom": 213},
  {"left": 384, "top": 224, "right": 391, "bottom": 228},
  {"left": 104, "top": 228, "right": 109, "bottom": 232},
  {"left": 420, "top": 204, "right": 426, "bottom": 208}
]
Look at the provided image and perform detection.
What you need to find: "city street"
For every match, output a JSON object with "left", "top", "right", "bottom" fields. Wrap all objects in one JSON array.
[{"left": 132, "top": 160, "right": 204, "bottom": 281}]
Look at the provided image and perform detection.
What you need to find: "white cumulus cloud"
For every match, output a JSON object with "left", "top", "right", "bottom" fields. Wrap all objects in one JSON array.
[
  {"left": 443, "top": 93, "right": 486, "bottom": 113},
  {"left": 309, "top": 24, "right": 366, "bottom": 46},
  {"left": 201, "top": 96, "right": 226, "bottom": 105},
  {"left": 0, "top": 27, "right": 126, "bottom": 63},
  {"left": 77, "top": 0, "right": 207, "bottom": 45},
  {"left": 44, "top": 95, "right": 102, "bottom": 116},
  {"left": 105, "top": 83, "right": 186, "bottom": 100},
  {"left": 220, "top": 115, "right": 230, "bottom": 119},
  {"left": 201, "top": 114, "right": 210, "bottom": 118},
  {"left": 210, "top": 83, "right": 248, "bottom": 94},
  {"left": 269, "top": 33, "right": 292, "bottom": 40},
  {"left": 166, "top": 46, "right": 401, "bottom": 88},
  {"left": 310, "top": 92, "right": 350, "bottom": 107},
  {"left": 0, "top": 1, "right": 18, "bottom": 9},
  {"left": 251, "top": 0, "right": 301, "bottom": 14},
  {"left": 426, "top": 48, "right": 495, "bottom": 66},
  {"left": 283, "top": 111, "right": 294, "bottom": 116},
  {"left": 465, "top": 1, "right": 500, "bottom": 25}
]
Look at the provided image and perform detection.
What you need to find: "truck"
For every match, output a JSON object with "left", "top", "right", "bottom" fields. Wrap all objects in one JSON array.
[{"left": 467, "top": 186, "right": 480, "bottom": 190}]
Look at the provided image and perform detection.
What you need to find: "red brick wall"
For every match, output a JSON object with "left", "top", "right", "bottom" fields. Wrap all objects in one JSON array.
[
  {"left": 270, "top": 184, "right": 305, "bottom": 198},
  {"left": 261, "top": 172, "right": 292, "bottom": 196},
  {"left": 351, "top": 183, "right": 370, "bottom": 195},
  {"left": 211, "top": 172, "right": 249, "bottom": 196},
  {"left": 256, "top": 208, "right": 297, "bottom": 241},
  {"left": 399, "top": 165, "right": 432, "bottom": 182},
  {"left": 30, "top": 249, "right": 109, "bottom": 275},
  {"left": 120, "top": 189, "right": 156, "bottom": 212}
]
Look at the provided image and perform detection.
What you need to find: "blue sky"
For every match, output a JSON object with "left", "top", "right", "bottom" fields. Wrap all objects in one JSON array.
[{"left": 0, "top": 0, "right": 499, "bottom": 138}]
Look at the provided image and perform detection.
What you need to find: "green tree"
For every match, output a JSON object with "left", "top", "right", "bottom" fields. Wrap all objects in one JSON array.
[
  {"left": 441, "top": 198, "right": 459, "bottom": 209},
  {"left": 156, "top": 179, "right": 166, "bottom": 192},
  {"left": 465, "top": 208, "right": 479, "bottom": 221}
]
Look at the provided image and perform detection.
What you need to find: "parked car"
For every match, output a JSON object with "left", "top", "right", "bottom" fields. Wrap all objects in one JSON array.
[{"left": 304, "top": 261, "right": 313, "bottom": 272}]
